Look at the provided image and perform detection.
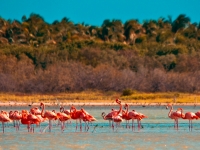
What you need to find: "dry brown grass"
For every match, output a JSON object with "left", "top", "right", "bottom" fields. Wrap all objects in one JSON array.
[{"left": 0, "top": 91, "right": 200, "bottom": 104}]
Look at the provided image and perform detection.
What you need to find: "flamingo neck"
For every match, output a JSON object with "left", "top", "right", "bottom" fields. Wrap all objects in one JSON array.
[
  {"left": 70, "top": 106, "right": 76, "bottom": 113},
  {"left": 41, "top": 103, "right": 45, "bottom": 118},
  {"left": 125, "top": 104, "right": 129, "bottom": 114},
  {"left": 115, "top": 100, "right": 122, "bottom": 115},
  {"left": 101, "top": 112, "right": 106, "bottom": 119},
  {"left": 60, "top": 107, "right": 64, "bottom": 113},
  {"left": 168, "top": 105, "right": 173, "bottom": 118},
  {"left": 180, "top": 109, "right": 185, "bottom": 119}
]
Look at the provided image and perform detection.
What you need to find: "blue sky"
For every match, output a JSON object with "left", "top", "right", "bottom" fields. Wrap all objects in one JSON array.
[{"left": 0, "top": 0, "right": 199, "bottom": 26}]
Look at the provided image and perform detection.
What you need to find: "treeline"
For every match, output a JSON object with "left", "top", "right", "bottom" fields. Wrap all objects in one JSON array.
[
  {"left": 0, "top": 53, "right": 200, "bottom": 93},
  {"left": 0, "top": 14, "right": 200, "bottom": 93}
]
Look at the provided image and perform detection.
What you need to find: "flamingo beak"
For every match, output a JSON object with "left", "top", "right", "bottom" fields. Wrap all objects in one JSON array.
[{"left": 166, "top": 106, "right": 168, "bottom": 109}]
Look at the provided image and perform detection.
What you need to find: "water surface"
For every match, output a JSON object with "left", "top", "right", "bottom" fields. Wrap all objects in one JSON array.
[{"left": 1, "top": 105, "right": 200, "bottom": 150}]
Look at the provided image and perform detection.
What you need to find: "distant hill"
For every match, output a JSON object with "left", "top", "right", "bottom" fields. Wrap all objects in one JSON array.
[{"left": 0, "top": 14, "right": 200, "bottom": 93}]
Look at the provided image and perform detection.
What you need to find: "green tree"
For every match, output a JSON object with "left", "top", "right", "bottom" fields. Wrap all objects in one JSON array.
[
  {"left": 101, "top": 19, "right": 124, "bottom": 42},
  {"left": 172, "top": 14, "right": 190, "bottom": 33},
  {"left": 124, "top": 19, "right": 142, "bottom": 44}
]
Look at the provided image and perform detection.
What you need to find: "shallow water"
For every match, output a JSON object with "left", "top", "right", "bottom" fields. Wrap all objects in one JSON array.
[{"left": 1, "top": 105, "right": 200, "bottom": 150}]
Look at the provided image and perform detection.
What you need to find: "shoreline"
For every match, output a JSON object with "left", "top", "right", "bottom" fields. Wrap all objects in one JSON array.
[{"left": 0, "top": 102, "right": 199, "bottom": 107}]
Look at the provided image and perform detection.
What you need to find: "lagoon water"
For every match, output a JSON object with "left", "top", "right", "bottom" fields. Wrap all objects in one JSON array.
[{"left": 1, "top": 105, "right": 200, "bottom": 149}]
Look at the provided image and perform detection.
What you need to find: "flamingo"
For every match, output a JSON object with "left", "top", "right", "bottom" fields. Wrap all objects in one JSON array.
[
  {"left": 124, "top": 104, "right": 141, "bottom": 130},
  {"left": 195, "top": 111, "right": 200, "bottom": 118},
  {"left": 180, "top": 108, "right": 198, "bottom": 131},
  {"left": 166, "top": 104, "right": 182, "bottom": 130},
  {"left": 69, "top": 106, "right": 86, "bottom": 131},
  {"left": 0, "top": 110, "right": 12, "bottom": 133},
  {"left": 80, "top": 108, "right": 97, "bottom": 131},
  {"left": 112, "top": 114, "right": 123, "bottom": 129},
  {"left": 136, "top": 111, "right": 147, "bottom": 129},
  {"left": 21, "top": 110, "right": 41, "bottom": 132},
  {"left": 122, "top": 108, "right": 131, "bottom": 128},
  {"left": 9, "top": 111, "right": 16, "bottom": 127},
  {"left": 60, "top": 106, "right": 70, "bottom": 115},
  {"left": 102, "top": 99, "right": 122, "bottom": 129},
  {"left": 27, "top": 113, "right": 41, "bottom": 132},
  {"left": 30, "top": 107, "right": 41, "bottom": 115},
  {"left": 56, "top": 112, "right": 71, "bottom": 131},
  {"left": 21, "top": 110, "right": 33, "bottom": 132},
  {"left": 40, "top": 103, "right": 57, "bottom": 132},
  {"left": 60, "top": 106, "right": 71, "bottom": 124},
  {"left": 101, "top": 112, "right": 113, "bottom": 127},
  {"left": 12, "top": 111, "right": 22, "bottom": 131}
]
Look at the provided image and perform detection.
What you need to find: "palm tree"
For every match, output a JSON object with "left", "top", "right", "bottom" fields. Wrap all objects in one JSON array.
[
  {"left": 101, "top": 19, "right": 124, "bottom": 42},
  {"left": 156, "top": 17, "right": 173, "bottom": 44},
  {"left": 142, "top": 20, "right": 158, "bottom": 36},
  {"left": 172, "top": 14, "right": 190, "bottom": 33},
  {"left": 183, "top": 23, "right": 198, "bottom": 39},
  {"left": 124, "top": 19, "right": 142, "bottom": 44}
]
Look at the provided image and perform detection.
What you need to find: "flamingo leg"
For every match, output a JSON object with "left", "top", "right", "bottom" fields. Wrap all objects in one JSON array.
[
  {"left": 188, "top": 120, "right": 191, "bottom": 130},
  {"left": 63, "top": 121, "right": 66, "bottom": 131},
  {"left": 2, "top": 122, "right": 5, "bottom": 133},
  {"left": 132, "top": 119, "right": 135, "bottom": 131},
  {"left": 27, "top": 124, "right": 29, "bottom": 132},
  {"left": 18, "top": 120, "right": 20, "bottom": 131},
  {"left": 32, "top": 124, "right": 35, "bottom": 133},
  {"left": 87, "top": 121, "right": 89, "bottom": 131},
  {"left": 137, "top": 119, "right": 141, "bottom": 130},
  {"left": 49, "top": 120, "right": 52, "bottom": 132},
  {"left": 76, "top": 120, "right": 78, "bottom": 131},
  {"left": 13, "top": 120, "right": 16, "bottom": 127},
  {"left": 174, "top": 119, "right": 176, "bottom": 128},
  {"left": 176, "top": 119, "right": 178, "bottom": 130},
  {"left": 177, "top": 119, "right": 179, "bottom": 130},
  {"left": 61, "top": 121, "right": 65, "bottom": 132},
  {"left": 16, "top": 121, "right": 18, "bottom": 131},
  {"left": 112, "top": 120, "right": 114, "bottom": 131},
  {"left": 80, "top": 119, "right": 82, "bottom": 131},
  {"left": 109, "top": 120, "right": 111, "bottom": 127}
]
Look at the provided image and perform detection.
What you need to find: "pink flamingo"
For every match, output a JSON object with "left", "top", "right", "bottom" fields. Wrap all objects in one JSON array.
[
  {"left": 133, "top": 110, "right": 147, "bottom": 129},
  {"left": 27, "top": 113, "right": 41, "bottom": 132},
  {"left": 60, "top": 106, "right": 70, "bottom": 115},
  {"left": 0, "top": 110, "right": 12, "bottom": 133},
  {"left": 9, "top": 111, "right": 16, "bottom": 127},
  {"left": 60, "top": 106, "right": 71, "bottom": 124},
  {"left": 122, "top": 109, "right": 131, "bottom": 128},
  {"left": 112, "top": 114, "right": 123, "bottom": 129},
  {"left": 101, "top": 112, "right": 113, "bottom": 127},
  {"left": 21, "top": 109, "right": 41, "bottom": 132},
  {"left": 40, "top": 103, "right": 57, "bottom": 132},
  {"left": 30, "top": 107, "right": 41, "bottom": 115},
  {"left": 12, "top": 111, "right": 22, "bottom": 131},
  {"left": 166, "top": 104, "right": 182, "bottom": 129},
  {"left": 70, "top": 106, "right": 86, "bottom": 131},
  {"left": 195, "top": 111, "right": 200, "bottom": 118},
  {"left": 80, "top": 108, "right": 97, "bottom": 131},
  {"left": 124, "top": 104, "right": 141, "bottom": 130},
  {"left": 56, "top": 112, "right": 71, "bottom": 131},
  {"left": 180, "top": 108, "right": 198, "bottom": 131},
  {"left": 102, "top": 99, "right": 122, "bottom": 129}
]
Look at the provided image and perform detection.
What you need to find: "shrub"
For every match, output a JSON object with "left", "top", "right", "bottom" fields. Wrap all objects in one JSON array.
[{"left": 122, "top": 88, "right": 133, "bottom": 96}]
